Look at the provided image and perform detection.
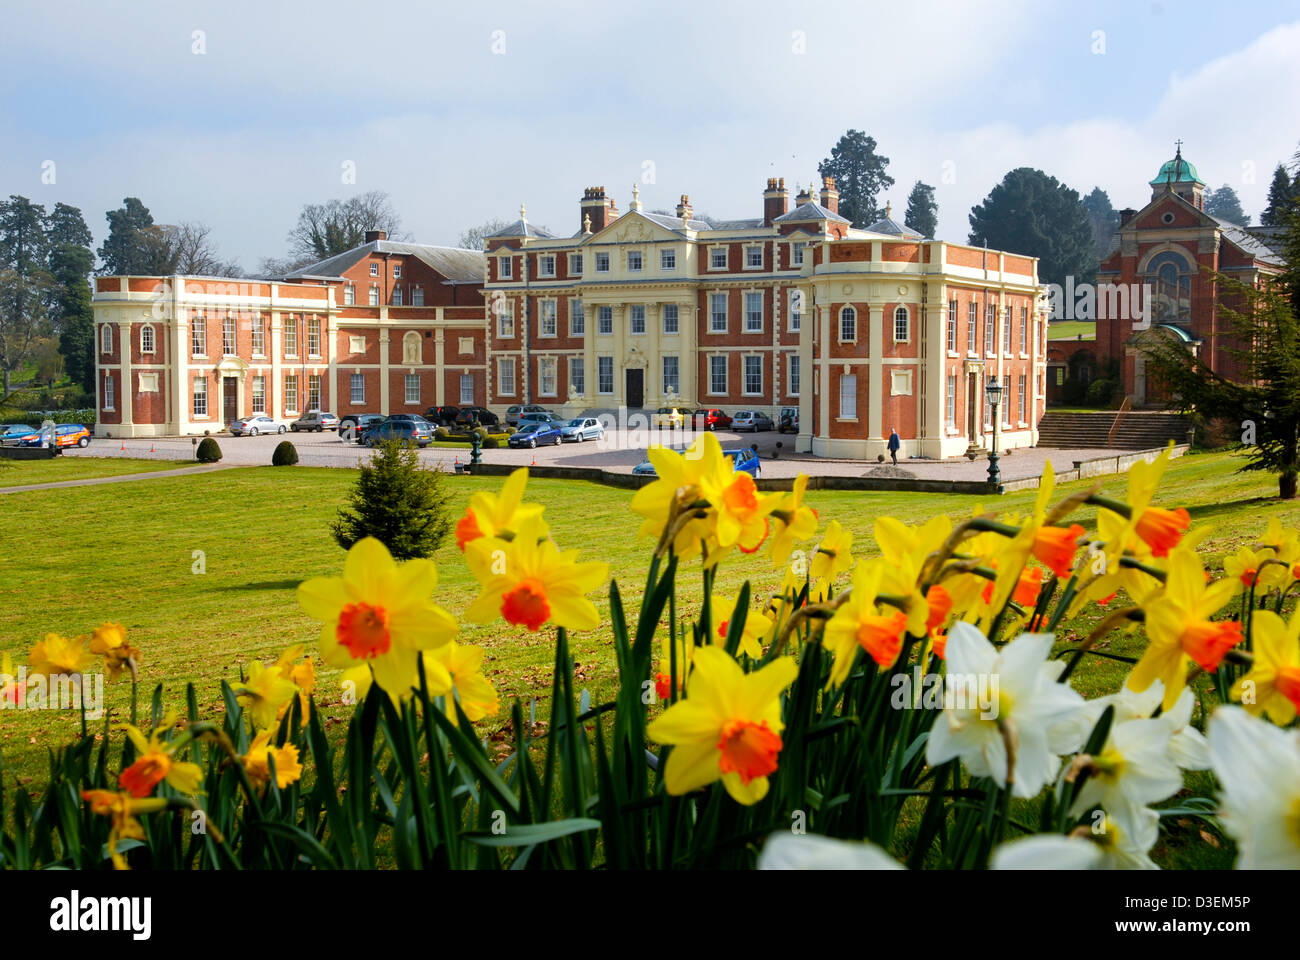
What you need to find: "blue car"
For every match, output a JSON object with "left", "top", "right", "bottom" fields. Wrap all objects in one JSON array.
[
  {"left": 508, "top": 421, "right": 562, "bottom": 448},
  {"left": 633, "top": 446, "right": 761, "bottom": 478},
  {"left": 0, "top": 424, "right": 38, "bottom": 446}
]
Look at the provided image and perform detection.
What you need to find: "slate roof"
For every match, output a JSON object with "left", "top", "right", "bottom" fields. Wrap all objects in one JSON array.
[
  {"left": 772, "top": 202, "right": 849, "bottom": 225},
  {"left": 863, "top": 213, "right": 925, "bottom": 239},
  {"left": 486, "top": 219, "right": 558, "bottom": 239},
  {"left": 283, "top": 240, "right": 485, "bottom": 283}
]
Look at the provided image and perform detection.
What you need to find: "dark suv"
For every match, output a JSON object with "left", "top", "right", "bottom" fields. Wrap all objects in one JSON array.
[
  {"left": 778, "top": 407, "right": 799, "bottom": 434},
  {"left": 456, "top": 406, "right": 499, "bottom": 428},
  {"left": 427, "top": 406, "right": 460, "bottom": 426}
]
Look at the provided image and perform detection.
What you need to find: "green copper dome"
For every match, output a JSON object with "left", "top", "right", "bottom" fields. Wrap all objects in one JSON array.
[{"left": 1149, "top": 151, "right": 1203, "bottom": 186}]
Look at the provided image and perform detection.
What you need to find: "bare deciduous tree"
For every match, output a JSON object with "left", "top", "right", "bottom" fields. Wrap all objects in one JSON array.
[{"left": 288, "top": 192, "right": 405, "bottom": 263}]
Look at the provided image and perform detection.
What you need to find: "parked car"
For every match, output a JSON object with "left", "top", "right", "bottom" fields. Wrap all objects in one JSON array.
[
  {"left": 732, "top": 410, "right": 774, "bottom": 432},
  {"left": 339, "top": 413, "right": 385, "bottom": 441},
  {"left": 722, "top": 447, "right": 762, "bottom": 478},
  {"left": 426, "top": 405, "right": 460, "bottom": 426},
  {"left": 777, "top": 407, "right": 799, "bottom": 434},
  {"left": 230, "top": 415, "right": 287, "bottom": 437},
  {"left": 18, "top": 423, "right": 91, "bottom": 448},
  {"left": 386, "top": 413, "right": 433, "bottom": 427},
  {"left": 364, "top": 419, "right": 433, "bottom": 447},
  {"left": 507, "top": 421, "right": 563, "bottom": 448},
  {"left": 518, "top": 412, "right": 565, "bottom": 428},
  {"left": 455, "top": 406, "right": 500, "bottom": 428},
  {"left": 653, "top": 407, "right": 687, "bottom": 429},
  {"left": 559, "top": 417, "right": 604, "bottom": 443},
  {"left": 693, "top": 408, "right": 732, "bottom": 431},
  {"left": 0, "top": 424, "right": 39, "bottom": 446},
  {"left": 505, "top": 404, "right": 550, "bottom": 427},
  {"left": 290, "top": 411, "right": 339, "bottom": 432}
]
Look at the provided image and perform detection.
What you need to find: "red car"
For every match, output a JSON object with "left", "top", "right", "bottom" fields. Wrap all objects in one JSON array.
[{"left": 693, "top": 408, "right": 732, "bottom": 431}]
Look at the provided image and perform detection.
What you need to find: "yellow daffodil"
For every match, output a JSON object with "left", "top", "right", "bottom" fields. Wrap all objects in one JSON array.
[
  {"left": 81, "top": 789, "right": 168, "bottom": 870},
  {"left": 648, "top": 646, "right": 798, "bottom": 805},
  {"left": 465, "top": 513, "right": 608, "bottom": 632},
  {"left": 874, "top": 515, "right": 953, "bottom": 635},
  {"left": 710, "top": 592, "right": 773, "bottom": 659},
  {"left": 809, "top": 520, "right": 854, "bottom": 583},
  {"left": 768, "top": 474, "right": 820, "bottom": 568},
  {"left": 823, "top": 561, "right": 909, "bottom": 687},
  {"left": 241, "top": 730, "right": 304, "bottom": 789},
  {"left": 987, "top": 463, "right": 1084, "bottom": 615},
  {"left": 1121, "top": 443, "right": 1191, "bottom": 559},
  {"left": 455, "top": 467, "right": 546, "bottom": 550},
  {"left": 1231, "top": 609, "right": 1300, "bottom": 725},
  {"left": 1223, "top": 545, "right": 1287, "bottom": 593},
  {"left": 117, "top": 711, "right": 203, "bottom": 798},
  {"left": 88, "top": 622, "right": 140, "bottom": 681},
  {"left": 1130, "top": 545, "right": 1242, "bottom": 710},
  {"left": 1256, "top": 517, "right": 1300, "bottom": 564},
  {"left": 701, "top": 463, "right": 781, "bottom": 561},
  {"left": 297, "top": 536, "right": 458, "bottom": 699},
  {"left": 630, "top": 432, "right": 731, "bottom": 561},
  {"left": 0, "top": 651, "right": 23, "bottom": 705},
  {"left": 28, "top": 633, "right": 93, "bottom": 678},
  {"left": 421, "top": 640, "right": 500, "bottom": 723},
  {"left": 234, "top": 659, "right": 300, "bottom": 730}
]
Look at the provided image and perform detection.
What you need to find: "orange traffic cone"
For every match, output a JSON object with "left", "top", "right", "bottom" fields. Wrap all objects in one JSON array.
[
  {"left": 531, "top": 453, "right": 537, "bottom": 467},
  {"left": 150, "top": 443, "right": 156, "bottom": 453},
  {"left": 120, "top": 442, "right": 126, "bottom": 451}
]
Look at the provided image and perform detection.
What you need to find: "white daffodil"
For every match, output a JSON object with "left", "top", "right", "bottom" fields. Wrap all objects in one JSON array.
[
  {"left": 988, "top": 834, "right": 1103, "bottom": 870},
  {"left": 925, "top": 623, "right": 1087, "bottom": 798},
  {"left": 1091, "top": 807, "right": 1161, "bottom": 870},
  {"left": 1068, "top": 716, "right": 1182, "bottom": 844},
  {"left": 1059, "top": 680, "right": 1211, "bottom": 772},
  {"left": 757, "top": 832, "right": 905, "bottom": 870},
  {"left": 1208, "top": 706, "right": 1300, "bottom": 869}
]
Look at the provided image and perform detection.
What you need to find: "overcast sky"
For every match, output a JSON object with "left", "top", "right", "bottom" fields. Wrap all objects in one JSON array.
[{"left": 2, "top": 0, "right": 1298, "bottom": 271}]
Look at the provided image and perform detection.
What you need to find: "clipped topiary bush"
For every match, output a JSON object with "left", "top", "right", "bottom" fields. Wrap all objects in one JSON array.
[
  {"left": 482, "top": 436, "right": 499, "bottom": 449},
  {"left": 196, "top": 437, "right": 222, "bottom": 463},
  {"left": 272, "top": 440, "right": 299, "bottom": 466},
  {"left": 434, "top": 427, "right": 451, "bottom": 440}
]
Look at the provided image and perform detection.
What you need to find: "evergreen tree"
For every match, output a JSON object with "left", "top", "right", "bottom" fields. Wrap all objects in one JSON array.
[
  {"left": 98, "top": 198, "right": 166, "bottom": 275},
  {"left": 968, "top": 168, "right": 1096, "bottom": 289},
  {"left": 331, "top": 439, "right": 453, "bottom": 559},
  {"left": 903, "top": 181, "right": 938, "bottom": 238},
  {"left": 0, "top": 197, "right": 54, "bottom": 396},
  {"left": 818, "top": 130, "right": 894, "bottom": 228},
  {"left": 1261, "top": 163, "right": 1298, "bottom": 227},
  {"left": 50, "top": 243, "right": 95, "bottom": 392},
  {"left": 1143, "top": 203, "right": 1300, "bottom": 499},
  {"left": 1204, "top": 184, "right": 1250, "bottom": 225}
]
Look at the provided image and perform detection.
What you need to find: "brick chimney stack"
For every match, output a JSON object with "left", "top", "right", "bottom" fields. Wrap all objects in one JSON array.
[
  {"left": 676, "top": 194, "right": 693, "bottom": 222},
  {"left": 1119, "top": 207, "right": 1137, "bottom": 227},
  {"left": 581, "top": 186, "right": 612, "bottom": 233},
  {"left": 763, "top": 178, "right": 788, "bottom": 226},
  {"left": 819, "top": 176, "right": 839, "bottom": 215},
  {"left": 364, "top": 230, "right": 387, "bottom": 243}
]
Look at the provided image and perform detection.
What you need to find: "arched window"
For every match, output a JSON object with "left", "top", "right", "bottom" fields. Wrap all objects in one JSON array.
[
  {"left": 403, "top": 330, "right": 422, "bottom": 364},
  {"left": 1144, "top": 250, "right": 1192, "bottom": 325},
  {"left": 839, "top": 306, "right": 856, "bottom": 342},
  {"left": 140, "top": 324, "right": 155, "bottom": 353},
  {"left": 893, "top": 305, "right": 909, "bottom": 342},
  {"left": 101, "top": 324, "right": 113, "bottom": 354}
]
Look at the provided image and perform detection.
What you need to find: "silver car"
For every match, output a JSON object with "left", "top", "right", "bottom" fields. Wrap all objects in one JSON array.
[
  {"left": 560, "top": 417, "right": 604, "bottom": 442},
  {"left": 230, "top": 415, "right": 287, "bottom": 436},
  {"left": 732, "top": 410, "right": 774, "bottom": 432}
]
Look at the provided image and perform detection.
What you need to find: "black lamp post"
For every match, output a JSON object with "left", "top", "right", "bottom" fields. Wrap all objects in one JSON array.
[{"left": 985, "top": 377, "right": 1002, "bottom": 487}]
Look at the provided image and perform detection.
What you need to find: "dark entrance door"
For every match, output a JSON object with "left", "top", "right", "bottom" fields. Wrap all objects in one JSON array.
[
  {"left": 625, "top": 368, "right": 644, "bottom": 409},
  {"left": 223, "top": 377, "right": 238, "bottom": 425}
]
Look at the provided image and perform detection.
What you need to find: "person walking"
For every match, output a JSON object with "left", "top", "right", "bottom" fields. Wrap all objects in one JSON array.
[{"left": 887, "top": 428, "right": 901, "bottom": 466}]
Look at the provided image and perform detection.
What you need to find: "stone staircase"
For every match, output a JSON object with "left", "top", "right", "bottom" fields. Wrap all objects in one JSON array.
[{"left": 1036, "top": 410, "right": 1192, "bottom": 450}]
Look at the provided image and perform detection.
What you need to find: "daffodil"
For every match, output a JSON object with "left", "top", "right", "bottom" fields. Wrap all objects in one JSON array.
[
  {"left": 28, "top": 633, "right": 93, "bottom": 678},
  {"left": 1255, "top": 516, "right": 1300, "bottom": 565},
  {"left": 421, "top": 640, "right": 499, "bottom": 723},
  {"left": 117, "top": 711, "right": 203, "bottom": 798},
  {"left": 987, "top": 462, "right": 1084, "bottom": 613},
  {"left": 455, "top": 467, "right": 545, "bottom": 550},
  {"left": 0, "top": 651, "right": 23, "bottom": 705},
  {"left": 809, "top": 519, "right": 854, "bottom": 582},
  {"left": 1231, "top": 609, "right": 1300, "bottom": 725},
  {"left": 234, "top": 660, "right": 300, "bottom": 730},
  {"left": 648, "top": 646, "right": 798, "bottom": 805},
  {"left": 767, "top": 474, "right": 819, "bottom": 568},
  {"left": 822, "top": 561, "right": 909, "bottom": 686},
  {"left": 700, "top": 458, "right": 781, "bottom": 563},
  {"left": 1060, "top": 679, "right": 1210, "bottom": 772},
  {"left": 465, "top": 514, "right": 608, "bottom": 632},
  {"left": 241, "top": 730, "right": 304, "bottom": 789},
  {"left": 1223, "top": 545, "right": 1286, "bottom": 593},
  {"left": 1130, "top": 545, "right": 1242, "bottom": 710},
  {"left": 88, "top": 622, "right": 140, "bottom": 681},
  {"left": 1121, "top": 443, "right": 1191, "bottom": 558},
  {"left": 874, "top": 515, "right": 953, "bottom": 635},
  {"left": 630, "top": 432, "right": 732, "bottom": 562},
  {"left": 297, "top": 536, "right": 458, "bottom": 699},
  {"left": 1207, "top": 705, "right": 1300, "bottom": 868},
  {"left": 711, "top": 592, "right": 772, "bottom": 659},
  {"left": 925, "top": 623, "right": 1087, "bottom": 798},
  {"left": 81, "top": 789, "right": 168, "bottom": 870},
  {"left": 1068, "top": 715, "right": 1183, "bottom": 844}
]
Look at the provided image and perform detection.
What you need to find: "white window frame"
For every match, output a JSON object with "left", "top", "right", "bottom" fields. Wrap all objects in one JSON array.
[
  {"left": 251, "top": 317, "right": 265, "bottom": 357},
  {"left": 946, "top": 300, "right": 958, "bottom": 353},
  {"left": 662, "top": 355, "right": 679, "bottom": 395},
  {"left": 252, "top": 375, "right": 266, "bottom": 414},
  {"left": 368, "top": 286, "right": 379, "bottom": 307},
  {"left": 626, "top": 250, "right": 643, "bottom": 272},
  {"left": 104, "top": 373, "right": 115, "bottom": 411},
  {"left": 660, "top": 248, "right": 676, "bottom": 271},
  {"left": 540, "top": 299, "right": 557, "bottom": 338},
  {"left": 568, "top": 253, "right": 583, "bottom": 276},
  {"left": 839, "top": 306, "right": 857, "bottom": 343},
  {"left": 709, "top": 355, "right": 727, "bottom": 395},
  {"left": 309, "top": 374, "right": 322, "bottom": 410},
  {"left": 283, "top": 316, "right": 298, "bottom": 357},
  {"left": 497, "top": 358, "right": 516, "bottom": 396},
  {"left": 662, "top": 303, "right": 679, "bottom": 335},
  {"left": 192, "top": 376, "right": 207, "bottom": 417},
  {"left": 570, "top": 299, "right": 585, "bottom": 336},
  {"left": 708, "top": 246, "right": 728, "bottom": 271},
  {"left": 393, "top": 264, "right": 402, "bottom": 279},
  {"left": 1019, "top": 307, "right": 1029, "bottom": 357},
  {"left": 709, "top": 293, "right": 728, "bottom": 334},
  {"left": 569, "top": 357, "right": 584, "bottom": 395},
  {"left": 499, "top": 256, "right": 513, "bottom": 279},
  {"left": 967, "top": 302, "right": 978, "bottom": 356},
  {"left": 744, "top": 245, "right": 764, "bottom": 270},
  {"left": 788, "top": 354, "right": 800, "bottom": 397},
  {"left": 539, "top": 255, "right": 556, "bottom": 278},
  {"left": 350, "top": 373, "right": 365, "bottom": 405},
  {"left": 893, "top": 305, "right": 910, "bottom": 343},
  {"left": 460, "top": 373, "right": 474, "bottom": 404},
  {"left": 140, "top": 324, "right": 155, "bottom": 354},
  {"left": 392, "top": 287, "right": 403, "bottom": 306},
  {"left": 539, "top": 357, "right": 557, "bottom": 397},
  {"left": 984, "top": 303, "right": 996, "bottom": 356},
  {"left": 1003, "top": 308, "right": 1013, "bottom": 355},
  {"left": 791, "top": 242, "right": 804, "bottom": 267},
  {"left": 595, "top": 252, "right": 610, "bottom": 273},
  {"left": 191, "top": 316, "right": 206, "bottom": 357},
  {"left": 497, "top": 300, "right": 515, "bottom": 339},
  {"left": 344, "top": 284, "right": 355, "bottom": 306},
  {"left": 789, "top": 290, "right": 802, "bottom": 332},
  {"left": 744, "top": 291, "right": 763, "bottom": 333},
  {"left": 743, "top": 355, "right": 763, "bottom": 396},
  {"left": 404, "top": 373, "right": 420, "bottom": 405},
  {"left": 597, "top": 306, "right": 613, "bottom": 335},
  {"left": 838, "top": 373, "right": 857, "bottom": 420},
  {"left": 1018, "top": 374, "right": 1027, "bottom": 425},
  {"left": 629, "top": 304, "right": 646, "bottom": 335},
  {"left": 308, "top": 316, "right": 321, "bottom": 357},
  {"left": 369, "top": 263, "right": 378, "bottom": 277},
  {"left": 412, "top": 286, "right": 424, "bottom": 307},
  {"left": 597, "top": 356, "right": 614, "bottom": 395},
  {"left": 946, "top": 373, "right": 957, "bottom": 430},
  {"left": 284, "top": 374, "right": 299, "bottom": 415}
]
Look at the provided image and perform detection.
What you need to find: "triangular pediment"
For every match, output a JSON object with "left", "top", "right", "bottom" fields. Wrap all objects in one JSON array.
[{"left": 585, "top": 210, "right": 686, "bottom": 245}]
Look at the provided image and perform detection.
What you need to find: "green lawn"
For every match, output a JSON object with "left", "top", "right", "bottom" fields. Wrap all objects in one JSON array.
[
  {"left": 1047, "top": 320, "right": 1096, "bottom": 341},
  {"left": 0, "top": 448, "right": 1289, "bottom": 867},
  {"left": 0, "top": 457, "right": 193, "bottom": 488}
]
